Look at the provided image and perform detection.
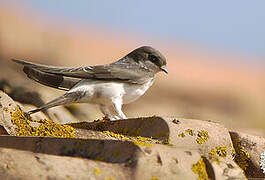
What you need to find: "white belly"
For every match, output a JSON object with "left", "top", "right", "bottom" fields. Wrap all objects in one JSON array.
[{"left": 68, "top": 79, "right": 154, "bottom": 105}]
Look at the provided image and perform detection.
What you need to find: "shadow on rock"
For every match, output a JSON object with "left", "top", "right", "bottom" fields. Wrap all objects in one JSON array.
[
  {"left": 69, "top": 116, "right": 170, "bottom": 141},
  {"left": 0, "top": 136, "right": 140, "bottom": 165}
]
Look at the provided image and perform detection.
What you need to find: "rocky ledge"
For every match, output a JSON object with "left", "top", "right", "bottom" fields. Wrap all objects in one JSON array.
[{"left": 0, "top": 90, "right": 265, "bottom": 180}]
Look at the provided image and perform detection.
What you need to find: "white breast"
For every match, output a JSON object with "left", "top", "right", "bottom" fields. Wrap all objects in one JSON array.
[{"left": 122, "top": 79, "right": 154, "bottom": 104}]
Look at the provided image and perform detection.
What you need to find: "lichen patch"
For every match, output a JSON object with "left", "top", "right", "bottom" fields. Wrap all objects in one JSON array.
[
  {"left": 10, "top": 106, "right": 75, "bottom": 138},
  {"left": 233, "top": 138, "right": 250, "bottom": 171},
  {"left": 192, "top": 158, "right": 209, "bottom": 180},
  {"left": 196, "top": 130, "right": 209, "bottom": 144}
]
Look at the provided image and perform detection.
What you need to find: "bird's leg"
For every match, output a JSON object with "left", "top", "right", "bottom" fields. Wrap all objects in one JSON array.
[
  {"left": 112, "top": 99, "right": 127, "bottom": 119},
  {"left": 99, "top": 105, "right": 118, "bottom": 121}
]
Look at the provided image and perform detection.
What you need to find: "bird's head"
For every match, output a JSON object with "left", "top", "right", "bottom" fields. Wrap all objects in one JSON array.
[{"left": 126, "top": 46, "right": 168, "bottom": 74}]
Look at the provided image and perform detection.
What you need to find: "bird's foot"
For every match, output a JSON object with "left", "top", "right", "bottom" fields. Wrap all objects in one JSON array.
[{"left": 23, "top": 111, "right": 32, "bottom": 120}]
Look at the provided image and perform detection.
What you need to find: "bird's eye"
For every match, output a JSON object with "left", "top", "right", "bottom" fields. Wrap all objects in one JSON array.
[{"left": 149, "top": 55, "right": 159, "bottom": 63}]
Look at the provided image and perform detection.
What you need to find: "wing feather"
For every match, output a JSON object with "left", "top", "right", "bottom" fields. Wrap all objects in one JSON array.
[{"left": 12, "top": 59, "right": 153, "bottom": 84}]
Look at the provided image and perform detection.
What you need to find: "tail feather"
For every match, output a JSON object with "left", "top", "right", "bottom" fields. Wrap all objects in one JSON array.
[
  {"left": 12, "top": 58, "right": 81, "bottom": 91},
  {"left": 23, "top": 67, "right": 80, "bottom": 91}
]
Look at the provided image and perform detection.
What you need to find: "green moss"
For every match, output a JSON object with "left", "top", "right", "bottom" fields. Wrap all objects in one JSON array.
[
  {"left": 192, "top": 158, "right": 209, "bottom": 180},
  {"left": 233, "top": 138, "right": 250, "bottom": 170},
  {"left": 10, "top": 106, "right": 75, "bottom": 138},
  {"left": 196, "top": 130, "right": 209, "bottom": 144}
]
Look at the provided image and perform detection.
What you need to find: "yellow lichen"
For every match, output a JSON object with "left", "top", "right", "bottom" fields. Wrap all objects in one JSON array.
[
  {"left": 196, "top": 130, "right": 209, "bottom": 144},
  {"left": 192, "top": 158, "right": 209, "bottom": 180},
  {"left": 208, "top": 146, "right": 227, "bottom": 165},
  {"left": 233, "top": 138, "right": 250, "bottom": 170},
  {"left": 185, "top": 129, "right": 194, "bottom": 136},
  {"left": 65, "top": 175, "right": 72, "bottom": 179},
  {"left": 94, "top": 168, "right": 101, "bottom": 175},
  {"left": 178, "top": 132, "right": 185, "bottom": 138},
  {"left": 133, "top": 139, "right": 153, "bottom": 147},
  {"left": 104, "top": 177, "right": 116, "bottom": 180},
  {"left": 102, "top": 130, "right": 130, "bottom": 140},
  {"left": 208, "top": 148, "right": 217, "bottom": 157},
  {"left": 10, "top": 106, "right": 75, "bottom": 138},
  {"left": 164, "top": 138, "right": 174, "bottom": 146},
  {"left": 102, "top": 130, "right": 155, "bottom": 147},
  {"left": 208, "top": 148, "right": 220, "bottom": 165},
  {"left": 216, "top": 146, "right": 227, "bottom": 157},
  {"left": 150, "top": 176, "right": 159, "bottom": 180}
]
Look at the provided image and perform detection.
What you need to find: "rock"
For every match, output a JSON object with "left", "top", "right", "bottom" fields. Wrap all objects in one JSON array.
[
  {"left": 0, "top": 136, "right": 202, "bottom": 180},
  {"left": 230, "top": 131, "right": 265, "bottom": 178},
  {"left": 209, "top": 157, "right": 246, "bottom": 179},
  {"left": 0, "top": 91, "right": 18, "bottom": 135},
  {"left": 0, "top": 90, "right": 258, "bottom": 179},
  {"left": 0, "top": 147, "right": 130, "bottom": 180},
  {"left": 0, "top": 135, "right": 245, "bottom": 180},
  {"left": 166, "top": 118, "right": 235, "bottom": 160}
]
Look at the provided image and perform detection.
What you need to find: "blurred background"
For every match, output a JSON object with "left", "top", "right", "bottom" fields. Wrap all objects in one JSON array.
[{"left": 1, "top": 1, "right": 265, "bottom": 130}]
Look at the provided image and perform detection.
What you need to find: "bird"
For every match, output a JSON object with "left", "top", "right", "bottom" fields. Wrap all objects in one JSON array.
[{"left": 12, "top": 46, "right": 168, "bottom": 120}]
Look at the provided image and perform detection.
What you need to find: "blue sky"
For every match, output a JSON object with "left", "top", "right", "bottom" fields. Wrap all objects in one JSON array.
[{"left": 12, "top": 0, "right": 265, "bottom": 58}]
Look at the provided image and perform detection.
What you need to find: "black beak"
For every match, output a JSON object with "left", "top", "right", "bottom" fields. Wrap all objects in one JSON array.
[{"left": 160, "top": 66, "right": 168, "bottom": 74}]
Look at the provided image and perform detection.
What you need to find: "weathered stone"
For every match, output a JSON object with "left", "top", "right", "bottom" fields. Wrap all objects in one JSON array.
[
  {"left": 230, "top": 130, "right": 265, "bottom": 178},
  {"left": 208, "top": 156, "right": 246, "bottom": 180},
  {"left": 0, "top": 91, "right": 254, "bottom": 179},
  {"left": 163, "top": 118, "right": 235, "bottom": 160},
  {"left": 0, "top": 91, "right": 18, "bottom": 135},
  {"left": 0, "top": 135, "right": 232, "bottom": 180}
]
